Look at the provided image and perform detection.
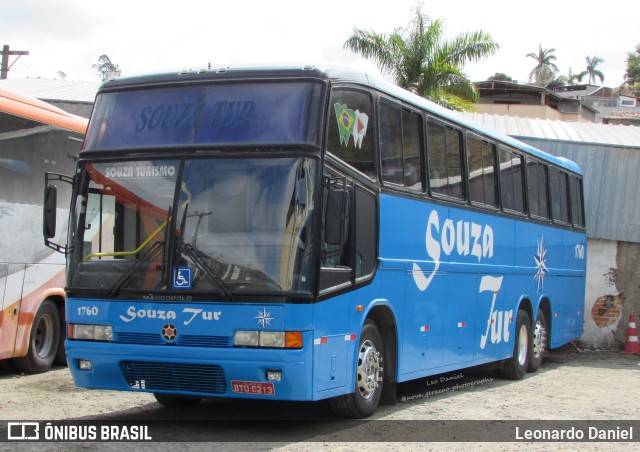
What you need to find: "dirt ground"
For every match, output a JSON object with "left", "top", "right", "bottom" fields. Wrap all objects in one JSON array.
[{"left": 0, "top": 348, "right": 638, "bottom": 450}]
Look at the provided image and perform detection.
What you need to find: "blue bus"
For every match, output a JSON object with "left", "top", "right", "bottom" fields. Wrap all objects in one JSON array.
[{"left": 44, "top": 65, "right": 586, "bottom": 418}]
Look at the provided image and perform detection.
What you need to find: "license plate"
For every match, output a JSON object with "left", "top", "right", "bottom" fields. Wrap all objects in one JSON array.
[{"left": 230, "top": 380, "right": 275, "bottom": 395}]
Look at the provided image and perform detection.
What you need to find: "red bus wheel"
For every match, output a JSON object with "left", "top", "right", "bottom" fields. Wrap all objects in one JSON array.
[{"left": 14, "top": 300, "right": 60, "bottom": 374}]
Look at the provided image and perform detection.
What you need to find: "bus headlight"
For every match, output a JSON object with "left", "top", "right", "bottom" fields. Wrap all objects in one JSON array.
[
  {"left": 234, "top": 331, "right": 302, "bottom": 349},
  {"left": 69, "top": 324, "right": 113, "bottom": 341},
  {"left": 233, "top": 330, "right": 259, "bottom": 347},
  {"left": 260, "top": 331, "right": 285, "bottom": 348}
]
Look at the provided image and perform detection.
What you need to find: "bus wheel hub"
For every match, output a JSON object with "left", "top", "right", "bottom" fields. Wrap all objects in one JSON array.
[{"left": 357, "top": 340, "right": 382, "bottom": 399}]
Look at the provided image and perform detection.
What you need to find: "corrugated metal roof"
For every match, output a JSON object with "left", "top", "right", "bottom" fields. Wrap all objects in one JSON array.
[
  {"left": 0, "top": 78, "right": 99, "bottom": 103},
  {"left": 462, "top": 112, "right": 640, "bottom": 148}
]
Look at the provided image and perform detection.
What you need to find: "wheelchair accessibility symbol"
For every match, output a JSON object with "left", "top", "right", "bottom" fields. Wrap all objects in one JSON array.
[{"left": 173, "top": 266, "right": 193, "bottom": 289}]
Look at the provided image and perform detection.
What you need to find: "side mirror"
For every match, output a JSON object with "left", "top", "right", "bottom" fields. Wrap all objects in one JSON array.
[
  {"left": 43, "top": 172, "right": 74, "bottom": 254},
  {"left": 43, "top": 185, "right": 57, "bottom": 239},
  {"left": 325, "top": 189, "right": 350, "bottom": 246}
]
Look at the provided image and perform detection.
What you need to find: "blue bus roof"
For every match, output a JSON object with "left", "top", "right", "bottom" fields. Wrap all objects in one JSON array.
[{"left": 99, "top": 65, "right": 582, "bottom": 175}]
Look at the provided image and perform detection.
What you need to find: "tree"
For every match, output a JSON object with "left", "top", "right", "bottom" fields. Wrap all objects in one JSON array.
[
  {"left": 624, "top": 44, "right": 640, "bottom": 96},
  {"left": 546, "top": 75, "right": 567, "bottom": 90},
  {"left": 343, "top": 4, "right": 499, "bottom": 111},
  {"left": 526, "top": 44, "right": 559, "bottom": 87},
  {"left": 577, "top": 55, "right": 605, "bottom": 85},
  {"left": 487, "top": 72, "right": 514, "bottom": 82},
  {"left": 92, "top": 54, "right": 121, "bottom": 81},
  {"left": 547, "top": 69, "right": 581, "bottom": 90},
  {"left": 566, "top": 68, "right": 580, "bottom": 86}
]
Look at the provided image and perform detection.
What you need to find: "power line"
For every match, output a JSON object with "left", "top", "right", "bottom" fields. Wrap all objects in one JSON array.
[{"left": 13, "top": 59, "right": 41, "bottom": 78}]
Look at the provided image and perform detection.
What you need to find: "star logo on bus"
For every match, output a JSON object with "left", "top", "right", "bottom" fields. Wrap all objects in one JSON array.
[
  {"left": 256, "top": 308, "right": 273, "bottom": 328},
  {"left": 534, "top": 236, "right": 548, "bottom": 292}
]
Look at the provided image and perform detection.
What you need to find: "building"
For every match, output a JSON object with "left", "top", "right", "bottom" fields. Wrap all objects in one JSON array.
[
  {"left": 601, "top": 111, "right": 640, "bottom": 126},
  {"left": 553, "top": 84, "right": 640, "bottom": 123},
  {"left": 474, "top": 81, "right": 598, "bottom": 122},
  {"left": 463, "top": 112, "right": 640, "bottom": 349}
]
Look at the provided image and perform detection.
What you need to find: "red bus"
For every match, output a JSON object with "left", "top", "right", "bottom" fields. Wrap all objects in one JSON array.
[{"left": 0, "top": 87, "right": 87, "bottom": 372}]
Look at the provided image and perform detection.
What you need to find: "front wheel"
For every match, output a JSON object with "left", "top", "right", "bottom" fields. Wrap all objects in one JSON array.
[
  {"left": 500, "top": 310, "right": 531, "bottom": 380},
  {"left": 14, "top": 300, "right": 60, "bottom": 374},
  {"left": 330, "top": 320, "right": 384, "bottom": 418}
]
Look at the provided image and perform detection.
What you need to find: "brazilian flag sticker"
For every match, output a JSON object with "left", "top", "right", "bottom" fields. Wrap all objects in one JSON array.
[{"left": 334, "top": 103, "right": 368, "bottom": 149}]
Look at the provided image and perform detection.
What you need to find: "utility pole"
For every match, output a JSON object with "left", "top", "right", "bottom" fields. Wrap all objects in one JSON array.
[{"left": 1, "top": 44, "right": 29, "bottom": 79}]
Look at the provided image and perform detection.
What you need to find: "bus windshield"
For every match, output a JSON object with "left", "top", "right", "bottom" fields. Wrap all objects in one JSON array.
[{"left": 68, "top": 157, "right": 317, "bottom": 298}]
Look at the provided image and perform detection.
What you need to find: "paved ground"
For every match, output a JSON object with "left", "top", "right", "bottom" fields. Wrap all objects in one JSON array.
[{"left": 0, "top": 348, "right": 638, "bottom": 450}]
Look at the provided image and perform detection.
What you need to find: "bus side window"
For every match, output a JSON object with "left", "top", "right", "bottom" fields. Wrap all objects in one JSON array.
[
  {"left": 327, "top": 89, "right": 375, "bottom": 179},
  {"left": 379, "top": 102, "right": 424, "bottom": 191},
  {"left": 499, "top": 147, "right": 525, "bottom": 213},
  {"left": 319, "top": 172, "right": 377, "bottom": 291},
  {"left": 319, "top": 171, "right": 353, "bottom": 292},
  {"left": 527, "top": 160, "right": 549, "bottom": 219},
  {"left": 445, "top": 127, "right": 464, "bottom": 199},
  {"left": 570, "top": 175, "right": 585, "bottom": 228},
  {"left": 428, "top": 121, "right": 447, "bottom": 195},
  {"left": 379, "top": 102, "right": 404, "bottom": 185},
  {"left": 354, "top": 185, "right": 377, "bottom": 279},
  {"left": 550, "top": 168, "right": 570, "bottom": 224},
  {"left": 467, "top": 135, "right": 497, "bottom": 207},
  {"left": 427, "top": 120, "right": 463, "bottom": 200},
  {"left": 402, "top": 110, "right": 424, "bottom": 191}
]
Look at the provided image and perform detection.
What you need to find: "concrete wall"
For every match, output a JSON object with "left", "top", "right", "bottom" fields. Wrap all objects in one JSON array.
[
  {"left": 616, "top": 241, "right": 640, "bottom": 343},
  {"left": 47, "top": 101, "right": 93, "bottom": 119},
  {"left": 579, "top": 238, "right": 640, "bottom": 349},
  {"left": 473, "top": 104, "right": 589, "bottom": 122}
]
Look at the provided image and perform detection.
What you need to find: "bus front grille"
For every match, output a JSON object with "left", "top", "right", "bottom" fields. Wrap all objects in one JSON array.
[
  {"left": 119, "top": 361, "right": 227, "bottom": 394},
  {"left": 116, "top": 332, "right": 231, "bottom": 347}
]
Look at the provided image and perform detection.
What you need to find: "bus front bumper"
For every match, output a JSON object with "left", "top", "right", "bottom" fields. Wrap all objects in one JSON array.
[{"left": 65, "top": 337, "right": 315, "bottom": 401}]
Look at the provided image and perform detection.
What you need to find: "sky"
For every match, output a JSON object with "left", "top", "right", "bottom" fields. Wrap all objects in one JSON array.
[{"left": 2, "top": 0, "right": 639, "bottom": 87}]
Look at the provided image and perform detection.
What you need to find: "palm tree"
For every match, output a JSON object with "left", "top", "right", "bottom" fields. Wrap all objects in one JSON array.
[
  {"left": 547, "top": 68, "right": 584, "bottom": 90},
  {"left": 566, "top": 68, "right": 580, "bottom": 86},
  {"left": 92, "top": 54, "right": 121, "bottom": 81},
  {"left": 343, "top": 4, "right": 499, "bottom": 111},
  {"left": 526, "top": 44, "right": 559, "bottom": 87},
  {"left": 577, "top": 55, "right": 605, "bottom": 85},
  {"left": 546, "top": 75, "right": 567, "bottom": 90}
]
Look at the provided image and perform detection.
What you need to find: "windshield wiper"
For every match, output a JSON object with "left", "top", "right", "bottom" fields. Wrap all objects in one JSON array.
[
  {"left": 107, "top": 207, "right": 173, "bottom": 297},
  {"left": 175, "top": 204, "right": 233, "bottom": 300},
  {"left": 107, "top": 241, "right": 164, "bottom": 297}
]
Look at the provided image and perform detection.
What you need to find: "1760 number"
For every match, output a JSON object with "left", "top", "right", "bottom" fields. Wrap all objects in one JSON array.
[{"left": 77, "top": 306, "right": 99, "bottom": 316}]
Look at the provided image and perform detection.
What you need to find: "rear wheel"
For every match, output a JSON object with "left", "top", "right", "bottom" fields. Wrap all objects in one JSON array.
[
  {"left": 153, "top": 393, "right": 202, "bottom": 407},
  {"left": 500, "top": 310, "right": 530, "bottom": 380},
  {"left": 330, "top": 320, "right": 384, "bottom": 418},
  {"left": 528, "top": 308, "right": 547, "bottom": 372},
  {"left": 14, "top": 300, "right": 60, "bottom": 374}
]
